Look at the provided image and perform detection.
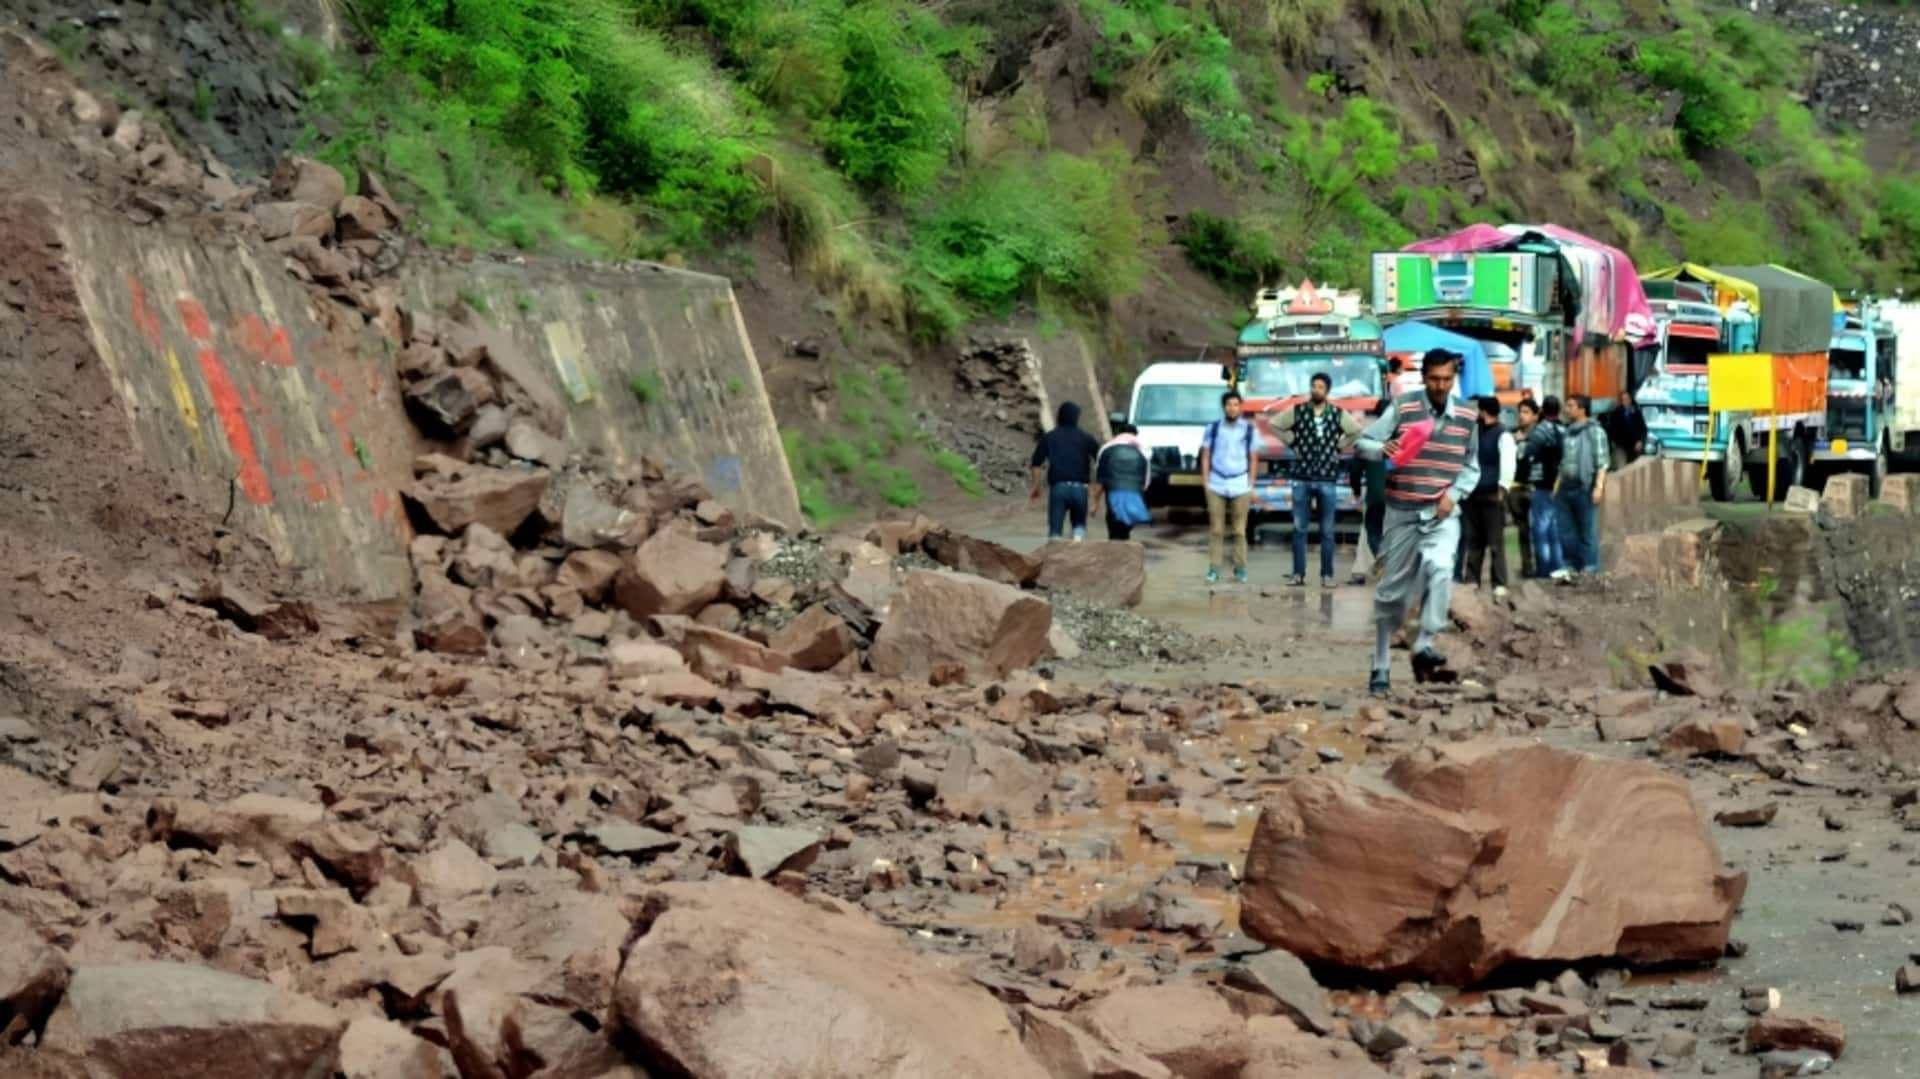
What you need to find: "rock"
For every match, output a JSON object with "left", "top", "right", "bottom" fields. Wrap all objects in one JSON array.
[
  {"left": 1020, "top": 1005, "right": 1171, "bottom": 1079},
  {"left": 442, "top": 794, "right": 542, "bottom": 867},
  {"left": 251, "top": 200, "right": 333, "bottom": 242},
  {"left": 1076, "top": 983, "right": 1250, "bottom": 1079},
  {"left": 1662, "top": 716, "right": 1747, "bottom": 757},
  {"left": 614, "top": 879, "right": 1047, "bottom": 1078},
  {"left": 769, "top": 605, "right": 854, "bottom": 672},
  {"left": 559, "top": 483, "right": 644, "bottom": 551},
  {"left": 1715, "top": 802, "right": 1778, "bottom": 827},
  {"left": 503, "top": 421, "right": 569, "bottom": 470},
  {"left": 1448, "top": 586, "right": 1499, "bottom": 637},
  {"left": 1240, "top": 1015, "right": 1388, "bottom": 1078},
  {"left": 337, "top": 1016, "right": 442, "bottom": 1078},
  {"left": 867, "top": 515, "right": 935, "bottom": 555},
  {"left": 924, "top": 530, "right": 1042, "bottom": 587},
  {"left": 0, "top": 910, "right": 69, "bottom": 1041},
  {"left": 1821, "top": 473, "right": 1869, "bottom": 519},
  {"left": 335, "top": 195, "right": 393, "bottom": 243},
  {"left": 1225, "top": 948, "right": 1332, "bottom": 1034},
  {"left": 614, "top": 528, "right": 729, "bottom": 619},
  {"left": 414, "top": 608, "right": 487, "bottom": 656},
  {"left": 408, "top": 840, "right": 498, "bottom": 907},
  {"left": 1897, "top": 963, "right": 1920, "bottom": 993},
  {"left": 42, "top": 962, "right": 342, "bottom": 1078},
  {"left": 406, "top": 368, "right": 498, "bottom": 436},
  {"left": 656, "top": 617, "right": 791, "bottom": 678},
  {"left": 556, "top": 549, "right": 624, "bottom": 604},
  {"left": 870, "top": 571, "right": 1052, "bottom": 680},
  {"left": 607, "top": 639, "right": 687, "bottom": 679},
  {"left": 270, "top": 156, "right": 348, "bottom": 210},
  {"left": 276, "top": 889, "right": 378, "bottom": 959},
  {"left": 1597, "top": 712, "right": 1661, "bottom": 742},
  {"left": 1748, "top": 1012, "right": 1845, "bottom": 1058},
  {"left": 408, "top": 461, "right": 549, "bottom": 537},
  {"left": 1046, "top": 623, "right": 1082, "bottom": 661},
  {"left": 1035, "top": 541, "right": 1146, "bottom": 608},
  {"left": 271, "top": 235, "right": 355, "bottom": 285},
  {"left": 585, "top": 822, "right": 679, "bottom": 858},
  {"left": 1241, "top": 743, "right": 1746, "bottom": 983},
  {"left": 727, "top": 826, "right": 822, "bottom": 878}
]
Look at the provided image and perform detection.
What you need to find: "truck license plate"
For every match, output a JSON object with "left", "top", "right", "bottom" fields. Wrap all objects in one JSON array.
[{"left": 1170, "top": 474, "right": 1202, "bottom": 487}]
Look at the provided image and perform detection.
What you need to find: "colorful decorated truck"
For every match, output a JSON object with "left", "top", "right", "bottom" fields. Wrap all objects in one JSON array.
[
  {"left": 1231, "top": 281, "right": 1385, "bottom": 517},
  {"left": 1637, "top": 264, "right": 1836, "bottom": 501},
  {"left": 1371, "top": 224, "right": 1658, "bottom": 414},
  {"left": 1806, "top": 297, "right": 1920, "bottom": 495}
]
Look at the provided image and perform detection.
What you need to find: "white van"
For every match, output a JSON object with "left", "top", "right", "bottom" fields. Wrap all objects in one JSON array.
[{"left": 1122, "top": 361, "right": 1230, "bottom": 508}]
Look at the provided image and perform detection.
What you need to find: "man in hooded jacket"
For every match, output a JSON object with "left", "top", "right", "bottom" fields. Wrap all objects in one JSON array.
[{"left": 1030, "top": 401, "right": 1101, "bottom": 540}]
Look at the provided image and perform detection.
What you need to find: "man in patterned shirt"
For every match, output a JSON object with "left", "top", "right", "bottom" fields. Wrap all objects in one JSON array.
[{"left": 1272, "top": 372, "right": 1361, "bottom": 587}]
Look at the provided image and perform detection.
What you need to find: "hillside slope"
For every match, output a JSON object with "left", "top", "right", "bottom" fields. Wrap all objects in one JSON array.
[{"left": 12, "top": 0, "right": 1920, "bottom": 520}]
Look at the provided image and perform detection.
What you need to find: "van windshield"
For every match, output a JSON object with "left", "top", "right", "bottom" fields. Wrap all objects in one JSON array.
[
  {"left": 1134, "top": 384, "right": 1224, "bottom": 425},
  {"left": 1243, "top": 356, "right": 1381, "bottom": 399}
]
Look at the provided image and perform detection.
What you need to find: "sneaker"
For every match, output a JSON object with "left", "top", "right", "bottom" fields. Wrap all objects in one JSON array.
[
  {"left": 1347, "top": 573, "right": 1367, "bottom": 586},
  {"left": 1322, "top": 576, "right": 1337, "bottom": 589},
  {"left": 1493, "top": 585, "right": 1510, "bottom": 600},
  {"left": 1549, "top": 568, "right": 1572, "bottom": 582},
  {"left": 1286, "top": 574, "right": 1306, "bottom": 587},
  {"left": 1233, "top": 568, "right": 1249, "bottom": 584},
  {"left": 1368, "top": 668, "right": 1391, "bottom": 696},
  {"left": 1205, "top": 568, "right": 1219, "bottom": 584}
]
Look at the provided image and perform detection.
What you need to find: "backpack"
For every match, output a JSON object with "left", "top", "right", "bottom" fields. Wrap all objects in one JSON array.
[{"left": 1204, "top": 419, "right": 1255, "bottom": 475}]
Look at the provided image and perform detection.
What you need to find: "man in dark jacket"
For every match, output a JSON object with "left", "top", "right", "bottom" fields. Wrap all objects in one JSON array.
[
  {"left": 1601, "top": 389, "right": 1647, "bottom": 469},
  {"left": 1030, "top": 401, "right": 1101, "bottom": 540}
]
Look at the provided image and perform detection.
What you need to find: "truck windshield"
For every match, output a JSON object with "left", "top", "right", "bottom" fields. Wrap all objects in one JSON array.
[
  {"left": 1661, "top": 335, "right": 1715, "bottom": 372},
  {"left": 1830, "top": 348, "right": 1867, "bottom": 380},
  {"left": 1243, "top": 356, "right": 1380, "bottom": 399},
  {"left": 1134, "top": 384, "right": 1225, "bottom": 425}
]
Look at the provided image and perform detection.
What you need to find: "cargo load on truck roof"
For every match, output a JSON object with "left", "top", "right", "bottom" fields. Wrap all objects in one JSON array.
[
  {"left": 1644, "top": 264, "right": 1840, "bottom": 355},
  {"left": 1392, "top": 223, "right": 1657, "bottom": 348}
]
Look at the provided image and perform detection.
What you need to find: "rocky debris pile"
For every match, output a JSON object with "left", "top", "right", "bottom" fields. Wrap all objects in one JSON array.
[
  {"left": 1047, "top": 590, "right": 1208, "bottom": 669},
  {"left": 1242, "top": 742, "right": 1747, "bottom": 983},
  {"left": 1758, "top": 0, "right": 1920, "bottom": 128},
  {"left": 955, "top": 338, "right": 1044, "bottom": 423}
]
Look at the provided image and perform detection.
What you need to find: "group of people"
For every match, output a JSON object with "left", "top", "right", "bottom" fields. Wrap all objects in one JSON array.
[{"left": 1029, "top": 349, "right": 1638, "bottom": 695}]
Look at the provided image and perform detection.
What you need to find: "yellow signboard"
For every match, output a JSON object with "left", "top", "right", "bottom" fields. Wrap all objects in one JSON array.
[{"left": 1707, "top": 353, "right": 1776, "bottom": 412}]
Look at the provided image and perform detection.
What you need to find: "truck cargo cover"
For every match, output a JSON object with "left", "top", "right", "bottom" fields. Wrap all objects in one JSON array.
[{"left": 1646, "top": 264, "right": 1839, "bottom": 354}]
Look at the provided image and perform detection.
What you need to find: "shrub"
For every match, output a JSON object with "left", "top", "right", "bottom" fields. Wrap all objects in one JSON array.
[
  {"left": 1637, "top": 32, "right": 1758, "bottom": 150},
  {"left": 1180, "top": 210, "right": 1285, "bottom": 287},
  {"left": 908, "top": 147, "right": 1152, "bottom": 313},
  {"left": 819, "top": 3, "right": 964, "bottom": 195},
  {"left": 930, "top": 447, "right": 985, "bottom": 496}
]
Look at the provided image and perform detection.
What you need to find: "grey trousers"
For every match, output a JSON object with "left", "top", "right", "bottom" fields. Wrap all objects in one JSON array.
[{"left": 1374, "top": 504, "right": 1459, "bottom": 639}]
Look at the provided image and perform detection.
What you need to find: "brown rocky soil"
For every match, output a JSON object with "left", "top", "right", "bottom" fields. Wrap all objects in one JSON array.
[{"left": 10, "top": 14, "right": 1920, "bottom": 1079}]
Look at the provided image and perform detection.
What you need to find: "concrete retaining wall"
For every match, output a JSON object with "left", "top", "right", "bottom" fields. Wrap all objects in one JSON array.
[
  {"left": 400, "top": 256, "right": 800, "bottom": 530},
  {"left": 1600, "top": 457, "right": 1701, "bottom": 570},
  {"left": 59, "top": 208, "right": 416, "bottom": 598}
]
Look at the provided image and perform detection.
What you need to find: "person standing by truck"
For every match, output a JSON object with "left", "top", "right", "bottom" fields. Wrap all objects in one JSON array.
[
  {"left": 1029, "top": 401, "right": 1101, "bottom": 541},
  {"left": 1509, "top": 398, "right": 1540, "bottom": 579},
  {"left": 1200, "top": 391, "right": 1260, "bottom": 583},
  {"left": 1553, "top": 394, "right": 1609, "bottom": 578},
  {"left": 1523, "top": 396, "right": 1567, "bottom": 579},
  {"left": 1272, "top": 372, "right": 1361, "bottom": 586},
  {"left": 1091, "top": 422, "right": 1152, "bottom": 540},
  {"left": 1601, "top": 388, "right": 1647, "bottom": 470},
  {"left": 1357, "top": 349, "right": 1481, "bottom": 693},
  {"left": 1459, "top": 395, "right": 1517, "bottom": 596}
]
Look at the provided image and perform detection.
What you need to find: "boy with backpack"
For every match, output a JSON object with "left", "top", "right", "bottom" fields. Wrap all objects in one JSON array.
[{"left": 1199, "top": 391, "right": 1262, "bottom": 583}]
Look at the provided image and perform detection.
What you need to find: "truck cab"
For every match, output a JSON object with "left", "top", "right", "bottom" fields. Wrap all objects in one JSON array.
[
  {"left": 1122, "top": 359, "right": 1234, "bottom": 508},
  {"left": 1633, "top": 280, "right": 1736, "bottom": 494},
  {"left": 1811, "top": 301, "right": 1897, "bottom": 494},
  {"left": 1233, "top": 280, "right": 1385, "bottom": 516}
]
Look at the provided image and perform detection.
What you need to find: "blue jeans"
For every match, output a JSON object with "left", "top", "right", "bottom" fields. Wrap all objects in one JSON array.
[
  {"left": 1529, "top": 487, "right": 1563, "bottom": 577},
  {"left": 1554, "top": 486, "right": 1600, "bottom": 573},
  {"left": 1291, "top": 480, "right": 1339, "bottom": 578},
  {"left": 1047, "top": 482, "right": 1089, "bottom": 539}
]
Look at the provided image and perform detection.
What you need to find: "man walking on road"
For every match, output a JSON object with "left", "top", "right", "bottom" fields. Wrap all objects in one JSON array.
[
  {"left": 1200, "top": 390, "right": 1260, "bottom": 584},
  {"left": 1356, "top": 349, "right": 1481, "bottom": 694},
  {"left": 1273, "top": 371, "right": 1360, "bottom": 587},
  {"left": 1029, "top": 401, "right": 1101, "bottom": 541},
  {"left": 1460, "top": 395, "right": 1516, "bottom": 596},
  {"left": 1553, "top": 393, "right": 1609, "bottom": 578},
  {"left": 1091, "top": 422, "right": 1151, "bottom": 540}
]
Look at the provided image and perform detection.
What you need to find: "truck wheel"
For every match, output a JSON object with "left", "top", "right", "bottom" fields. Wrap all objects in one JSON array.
[
  {"left": 1873, "top": 435, "right": 1890, "bottom": 498},
  {"left": 1707, "top": 434, "right": 1742, "bottom": 503}
]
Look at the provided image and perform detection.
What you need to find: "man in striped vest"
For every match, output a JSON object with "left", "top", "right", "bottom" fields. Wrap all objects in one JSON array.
[{"left": 1355, "top": 348, "right": 1482, "bottom": 694}]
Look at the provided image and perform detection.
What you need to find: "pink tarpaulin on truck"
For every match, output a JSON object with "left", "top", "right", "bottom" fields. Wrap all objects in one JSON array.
[{"left": 1403, "top": 224, "right": 1657, "bottom": 348}]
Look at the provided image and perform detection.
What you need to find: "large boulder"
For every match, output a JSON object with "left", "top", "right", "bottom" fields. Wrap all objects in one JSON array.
[
  {"left": 1035, "top": 541, "right": 1146, "bottom": 608},
  {"left": 1074, "top": 983, "right": 1249, "bottom": 1079},
  {"left": 614, "top": 528, "right": 728, "bottom": 619},
  {"left": 407, "top": 458, "right": 549, "bottom": 537},
  {"left": 1240, "top": 743, "right": 1746, "bottom": 983},
  {"left": 870, "top": 571, "right": 1052, "bottom": 680},
  {"left": 613, "top": 879, "right": 1047, "bottom": 1079},
  {"left": 42, "top": 962, "right": 343, "bottom": 1079},
  {"left": 924, "top": 530, "right": 1042, "bottom": 587},
  {"left": 1240, "top": 1017, "right": 1387, "bottom": 1078},
  {"left": 0, "top": 910, "right": 69, "bottom": 1040},
  {"left": 769, "top": 605, "right": 854, "bottom": 671}
]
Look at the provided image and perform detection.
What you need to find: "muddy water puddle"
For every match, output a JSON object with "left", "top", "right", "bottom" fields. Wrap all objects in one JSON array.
[{"left": 944, "top": 704, "right": 1372, "bottom": 933}]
